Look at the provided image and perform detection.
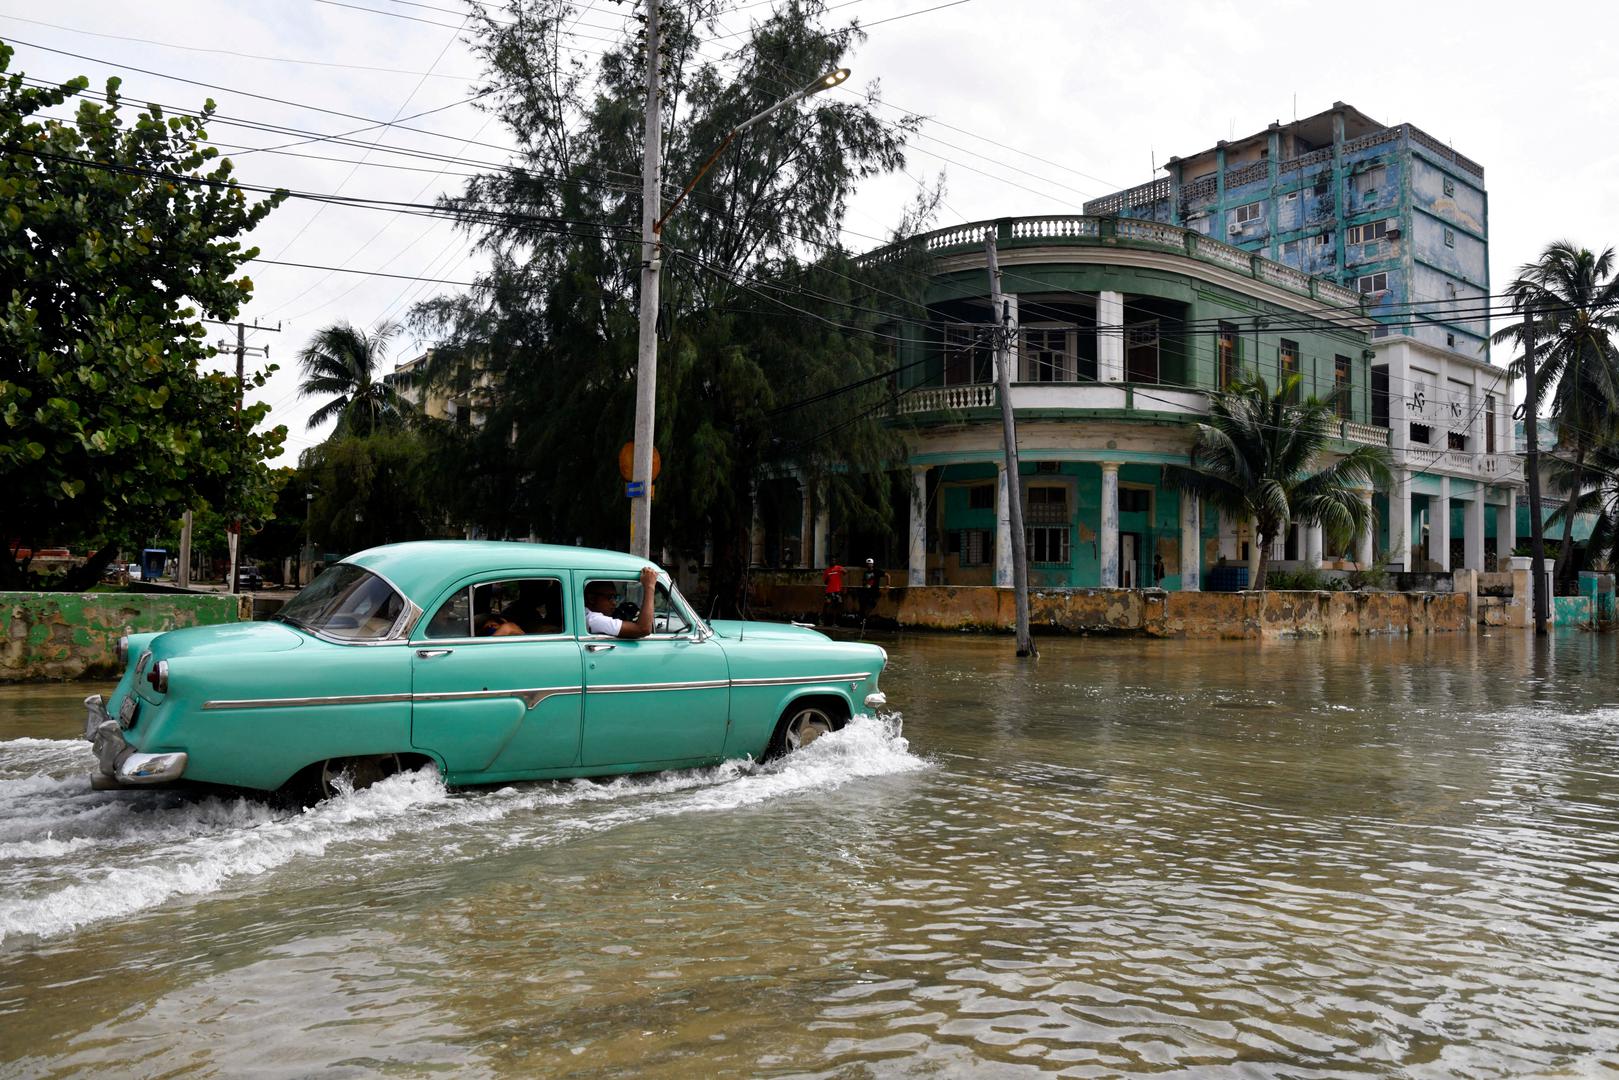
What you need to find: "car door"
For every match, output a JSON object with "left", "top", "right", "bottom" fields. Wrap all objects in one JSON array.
[
  {"left": 576, "top": 570, "right": 730, "bottom": 768},
  {"left": 410, "top": 574, "right": 583, "bottom": 781}
]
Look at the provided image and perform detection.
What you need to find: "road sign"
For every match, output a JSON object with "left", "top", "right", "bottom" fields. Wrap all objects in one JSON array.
[
  {"left": 626, "top": 480, "right": 645, "bottom": 498},
  {"left": 619, "top": 442, "right": 662, "bottom": 482}
]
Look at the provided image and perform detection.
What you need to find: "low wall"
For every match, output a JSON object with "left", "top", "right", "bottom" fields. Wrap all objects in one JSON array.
[
  {"left": 751, "top": 584, "right": 1470, "bottom": 639},
  {"left": 1, "top": 591, "right": 249, "bottom": 682}
]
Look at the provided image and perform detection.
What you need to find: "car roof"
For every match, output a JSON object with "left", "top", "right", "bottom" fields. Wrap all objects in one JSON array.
[{"left": 344, "top": 540, "right": 652, "bottom": 604}]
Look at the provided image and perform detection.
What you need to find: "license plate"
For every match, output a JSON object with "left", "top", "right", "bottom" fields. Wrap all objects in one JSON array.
[{"left": 118, "top": 694, "right": 138, "bottom": 728}]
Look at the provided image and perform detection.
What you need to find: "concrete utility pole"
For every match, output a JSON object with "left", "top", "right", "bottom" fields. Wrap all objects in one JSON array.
[
  {"left": 986, "top": 233, "right": 1034, "bottom": 657},
  {"left": 178, "top": 511, "right": 193, "bottom": 588},
  {"left": 626, "top": 6, "right": 848, "bottom": 559},
  {"left": 1521, "top": 310, "right": 1549, "bottom": 636},
  {"left": 218, "top": 320, "right": 274, "bottom": 594},
  {"left": 628, "top": 0, "right": 663, "bottom": 559}
]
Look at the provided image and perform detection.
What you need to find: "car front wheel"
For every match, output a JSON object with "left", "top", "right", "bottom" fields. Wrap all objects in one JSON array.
[{"left": 766, "top": 701, "right": 846, "bottom": 760}]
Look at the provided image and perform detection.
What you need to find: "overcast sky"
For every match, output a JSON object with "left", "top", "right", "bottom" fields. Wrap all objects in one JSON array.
[{"left": 6, "top": 0, "right": 1616, "bottom": 457}]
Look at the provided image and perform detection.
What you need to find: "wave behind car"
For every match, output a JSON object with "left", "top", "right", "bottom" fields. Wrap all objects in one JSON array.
[{"left": 0, "top": 714, "right": 919, "bottom": 944}]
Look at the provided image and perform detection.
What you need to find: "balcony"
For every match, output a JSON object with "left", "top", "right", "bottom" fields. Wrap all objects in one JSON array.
[
  {"left": 896, "top": 382, "right": 1208, "bottom": 419},
  {"left": 1342, "top": 421, "right": 1390, "bottom": 447},
  {"left": 864, "top": 216, "right": 1368, "bottom": 314},
  {"left": 896, "top": 384, "right": 996, "bottom": 415}
]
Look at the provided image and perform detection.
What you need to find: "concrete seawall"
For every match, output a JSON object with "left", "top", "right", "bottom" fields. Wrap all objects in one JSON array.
[
  {"left": 1, "top": 591, "right": 249, "bottom": 681},
  {"left": 752, "top": 584, "right": 1471, "bottom": 638}
]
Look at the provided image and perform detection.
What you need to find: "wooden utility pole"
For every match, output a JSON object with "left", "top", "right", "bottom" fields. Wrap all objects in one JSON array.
[
  {"left": 986, "top": 234, "right": 1034, "bottom": 657},
  {"left": 218, "top": 321, "right": 275, "bottom": 595},
  {"left": 1521, "top": 310, "right": 1549, "bottom": 636}
]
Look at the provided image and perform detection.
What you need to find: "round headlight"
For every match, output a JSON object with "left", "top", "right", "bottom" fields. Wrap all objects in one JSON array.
[
  {"left": 116, "top": 635, "right": 130, "bottom": 667},
  {"left": 146, "top": 660, "right": 169, "bottom": 695}
]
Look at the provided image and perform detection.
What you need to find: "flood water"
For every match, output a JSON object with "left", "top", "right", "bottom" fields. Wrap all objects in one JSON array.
[{"left": 3, "top": 631, "right": 1619, "bottom": 1077}]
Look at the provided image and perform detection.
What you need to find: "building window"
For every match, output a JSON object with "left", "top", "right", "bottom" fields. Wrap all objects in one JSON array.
[
  {"left": 1231, "top": 202, "right": 1263, "bottom": 230},
  {"left": 1358, "top": 272, "right": 1389, "bottom": 294},
  {"left": 967, "top": 484, "right": 994, "bottom": 511},
  {"left": 1334, "top": 355, "right": 1352, "bottom": 419},
  {"left": 1035, "top": 460, "right": 1061, "bottom": 474},
  {"left": 1026, "top": 527, "right": 1071, "bottom": 566},
  {"left": 1444, "top": 228, "right": 1456, "bottom": 248},
  {"left": 1027, "top": 485, "right": 1067, "bottom": 521},
  {"left": 1447, "top": 333, "right": 1457, "bottom": 348},
  {"left": 1218, "top": 322, "right": 1238, "bottom": 388},
  {"left": 952, "top": 529, "right": 992, "bottom": 566},
  {"left": 1448, "top": 430, "right": 1468, "bottom": 451},
  {"left": 1410, "top": 423, "right": 1431, "bottom": 445},
  {"left": 1317, "top": 232, "right": 1332, "bottom": 247},
  {"left": 1345, "top": 220, "right": 1390, "bottom": 245},
  {"left": 1357, "top": 166, "right": 1386, "bottom": 194},
  {"left": 1118, "top": 488, "right": 1151, "bottom": 513},
  {"left": 1125, "top": 321, "right": 1160, "bottom": 383},
  {"left": 1443, "top": 176, "right": 1456, "bottom": 197},
  {"left": 1279, "top": 340, "right": 1299, "bottom": 401},
  {"left": 943, "top": 325, "right": 991, "bottom": 386},
  {"left": 1486, "top": 394, "right": 1497, "bottom": 453},
  {"left": 1284, "top": 191, "right": 1299, "bottom": 202},
  {"left": 1021, "top": 327, "right": 1075, "bottom": 382},
  {"left": 1281, "top": 239, "right": 1300, "bottom": 265}
]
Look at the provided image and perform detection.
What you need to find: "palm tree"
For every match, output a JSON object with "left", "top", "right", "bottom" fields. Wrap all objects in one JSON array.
[
  {"left": 296, "top": 321, "right": 412, "bottom": 436},
  {"left": 1165, "top": 374, "right": 1391, "bottom": 589},
  {"left": 1491, "top": 242, "right": 1619, "bottom": 586},
  {"left": 1545, "top": 440, "right": 1619, "bottom": 573}
]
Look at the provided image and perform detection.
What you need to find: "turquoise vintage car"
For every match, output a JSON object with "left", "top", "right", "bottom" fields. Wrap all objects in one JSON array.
[{"left": 83, "top": 541, "right": 890, "bottom": 797}]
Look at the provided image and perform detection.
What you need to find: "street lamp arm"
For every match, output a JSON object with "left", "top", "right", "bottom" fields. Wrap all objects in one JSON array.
[{"left": 654, "top": 67, "right": 849, "bottom": 235}]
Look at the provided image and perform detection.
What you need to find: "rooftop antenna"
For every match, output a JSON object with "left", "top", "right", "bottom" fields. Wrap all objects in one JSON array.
[
  {"left": 1151, "top": 147, "right": 1156, "bottom": 174},
  {"left": 1293, "top": 93, "right": 1297, "bottom": 122}
]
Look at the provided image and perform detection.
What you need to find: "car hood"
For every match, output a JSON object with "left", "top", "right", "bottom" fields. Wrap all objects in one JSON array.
[
  {"left": 149, "top": 620, "right": 307, "bottom": 659},
  {"left": 706, "top": 619, "right": 829, "bottom": 643}
]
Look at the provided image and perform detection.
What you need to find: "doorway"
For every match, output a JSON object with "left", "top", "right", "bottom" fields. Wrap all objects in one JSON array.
[{"left": 1121, "top": 532, "right": 1141, "bottom": 589}]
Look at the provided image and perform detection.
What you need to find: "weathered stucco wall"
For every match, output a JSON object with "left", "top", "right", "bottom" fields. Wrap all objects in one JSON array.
[
  {"left": 750, "top": 584, "right": 1470, "bottom": 639},
  {"left": 0, "top": 591, "right": 249, "bottom": 682}
]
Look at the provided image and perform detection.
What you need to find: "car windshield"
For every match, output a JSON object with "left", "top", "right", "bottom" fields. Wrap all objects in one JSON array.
[{"left": 277, "top": 564, "right": 407, "bottom": 642}]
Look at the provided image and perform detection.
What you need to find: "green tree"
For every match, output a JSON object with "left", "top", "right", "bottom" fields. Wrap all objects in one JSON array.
[
  {"left": 1491, "top": 241, "right": 1619, "bottom": 587},
  {"left": 413, "top": 0, "right": 915, "bottom": 613},
  {"left": 295, "top": 321, "right": 413, "bottom": 436},
  {"left": 1164, "top": 375, "right": 1391, "bottom": 589},
  {"left": 301, "top": 430, "right": 454, "bottom": 554},
  {"left": 0, "top": 43, "right": 286, "bottom": 588}
]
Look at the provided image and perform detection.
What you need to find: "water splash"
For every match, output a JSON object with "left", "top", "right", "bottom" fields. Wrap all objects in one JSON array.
[{"left": 0, "top": 715, "right": 920, "bottom": 945}]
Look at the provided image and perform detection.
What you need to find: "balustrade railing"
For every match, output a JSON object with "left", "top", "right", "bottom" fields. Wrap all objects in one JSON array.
[
  {"left": 896, "top": 384, "right": 997, "bottom": 415},
  {"left": 1342, "top": 421, "right": 1391, "bottom": 447}
]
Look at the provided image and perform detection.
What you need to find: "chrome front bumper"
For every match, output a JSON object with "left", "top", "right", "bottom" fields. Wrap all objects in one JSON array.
[{"left": 83, "top": 694, "right": 188, "bottom": 787}]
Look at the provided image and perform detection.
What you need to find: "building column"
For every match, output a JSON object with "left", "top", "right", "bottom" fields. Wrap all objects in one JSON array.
[
  {"left": 1432, "top": 476, "right": 1451, "bottom": 572},
  {"left": 749, "top": 483, "right": 765, "bottom": 567},
  {"left": 812, "top": 488, "right": 830, "bottom": 571},
  {"left": 1305, "top": 524, "right": 1324, "bottom": 568},
  {"left": 798, "top": 478, "right": 813, "bottom": 569},
  {"left": 1465, "top": 492, "right": 1486, "bottom": 572},
  {"left": 908, "top": 466, "right": 928, "bottom": 587},
  {"left": 1498, "top": 492, "right": 1517, "bottom": 561},
  {"left": 1097, "top": 291, "right": 1125, "bottom": 383},
  {"left": 1099, "top": 462, "right": 1120, "bottom": 588},
  {"left": 1179, "top": 492, "right": 1201, "bottom": 591},
  {"left": 1390, "top": 472, "right": 1411, "bottom": 570},
  {"left": 995, "top": 461, "right": 1014, "bottom": 587},
  {"left": 1357, "top": 490, "right": 1375, "bottom": 567}
]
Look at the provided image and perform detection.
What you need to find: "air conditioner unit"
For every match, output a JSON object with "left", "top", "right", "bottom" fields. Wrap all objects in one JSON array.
[
  {"left": 1385, "top": 226, "right": 1402, "bottom": 238},
  {"left": 1228, "top": 222, "right": 1243, "bottom": 235}
]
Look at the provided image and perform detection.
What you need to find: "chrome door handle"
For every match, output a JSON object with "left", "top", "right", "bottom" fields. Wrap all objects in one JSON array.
[
  {"left": 585, "top": 643, "right": 617, "bottom": 652},
  {"left": 416, "top": 649, "right": 453, "bottom": 659}
]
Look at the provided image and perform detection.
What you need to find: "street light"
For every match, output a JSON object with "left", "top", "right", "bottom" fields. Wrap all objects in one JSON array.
[{"left": 628, "top": 0, "right": 849, "bottom": 558}]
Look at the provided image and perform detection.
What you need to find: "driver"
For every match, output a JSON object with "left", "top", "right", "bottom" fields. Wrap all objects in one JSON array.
[{"left": 584, "top": 566, "right": 659, "bottom": 638}]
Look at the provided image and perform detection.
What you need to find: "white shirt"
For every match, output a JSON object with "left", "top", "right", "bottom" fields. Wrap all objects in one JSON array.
[{"left": 585, "top": 609, "right": 622, "bottom": 636}]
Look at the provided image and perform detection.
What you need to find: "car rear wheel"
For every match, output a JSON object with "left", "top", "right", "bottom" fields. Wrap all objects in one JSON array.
[
  {"left": 766, "top": 701, "right": 846, "bottom": 760},
  {"left": 319, "top": 754, "right": 401, "bottom": 799}
]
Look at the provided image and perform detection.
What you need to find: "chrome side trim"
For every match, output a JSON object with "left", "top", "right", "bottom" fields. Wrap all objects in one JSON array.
[
  {"left": 203, "top": 686, "right": 579, "bottom": 711},
  {"left": 203, "top": 692, "right": 414, "bottom": 710},
  {"left": 587, "top": 679, "right": 730, "bottom": 694},
  {"left": 413, "top": 686, "right": 580, "bottom": 710},
  {"left": 730, "top": 672, "right": 871, "bottom": 687}
]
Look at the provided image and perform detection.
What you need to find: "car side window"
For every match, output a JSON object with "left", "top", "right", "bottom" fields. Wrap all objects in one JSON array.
[
  {"left": 474, "top": 578, "right": 565, "bottom": 636},
  {"left": 580, "top": 577, "right": 687, "bottom": 636},
  {"left": 424, "top": 577, "right": 566, "bottom": 639}
]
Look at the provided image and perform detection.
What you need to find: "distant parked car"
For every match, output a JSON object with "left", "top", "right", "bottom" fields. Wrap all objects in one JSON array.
[
  {"left": 235, "top": 564, "right": 262, "bottom": 589},
  {"left": 82, "top": 541, "right": 892, "bottom": 799},
  {"left": 126, "top": 563, "right": 142, "bottom": 582}
]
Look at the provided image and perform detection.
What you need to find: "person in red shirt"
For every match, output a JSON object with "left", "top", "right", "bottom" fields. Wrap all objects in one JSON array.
[{"left": 821, "top": 562, "right": 845, "bottom": 625}]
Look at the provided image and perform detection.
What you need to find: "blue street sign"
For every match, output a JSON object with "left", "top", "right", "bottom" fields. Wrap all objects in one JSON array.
[{"left": 626, "top": 481, "right": 646, "bottom": 498}]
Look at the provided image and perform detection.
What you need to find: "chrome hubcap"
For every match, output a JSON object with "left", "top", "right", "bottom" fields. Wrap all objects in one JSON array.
[{"left": 784, "top": 708, "right": 835, "bottom": 752}]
